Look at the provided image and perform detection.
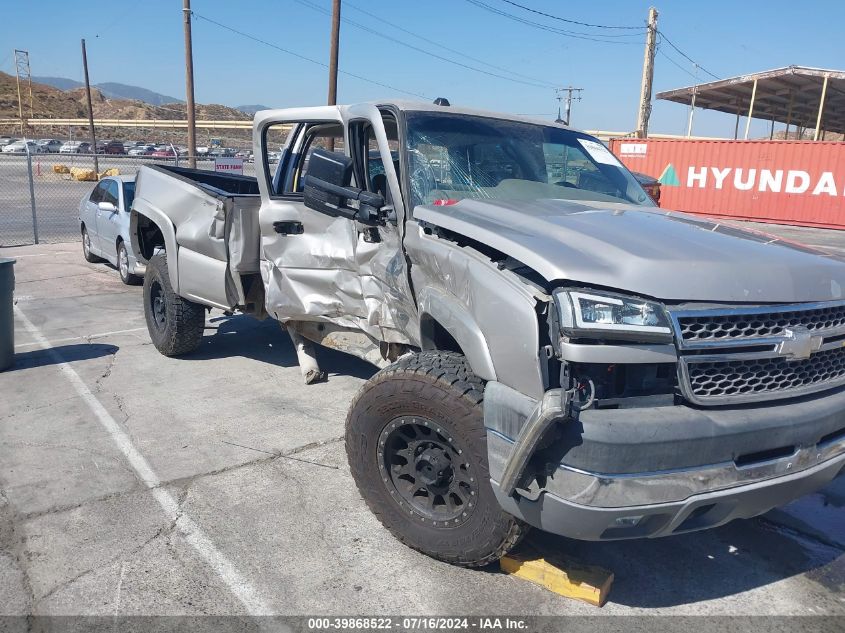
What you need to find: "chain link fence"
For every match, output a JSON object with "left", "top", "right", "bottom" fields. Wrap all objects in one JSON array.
[{"left": 0, "top": 152, "right": 259, "bottom": 247}]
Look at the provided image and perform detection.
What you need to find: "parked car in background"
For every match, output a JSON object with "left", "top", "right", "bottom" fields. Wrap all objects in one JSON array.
[
  {"left": 0, "top": 137, "right": 15, "bottom": 147},
  {"left": 128, "top": 144, "right": 156, "bottom": 156},
  {"left": 151, "top": 147, "right": 177, "bottom": 159},
  {"left": 96, "top": 140, "right": 125, "bottom": 154},
  {"left": 78, "top": 175, "right": 143, "bottom": 285},
  {"left": 60, "top": 141, "right": 92, "bottom": 154},
  {"left": 2, "top": 140, "right": 42, "bottom": 154},
  {"left": 37, "top": 139, "right": 63, "bottom": 153},
  {"left": 209, "top": 147, "right": 236, "bottom": 158},
  {"left": 632, "top": 171, "right": 661, "bottom": 206}
]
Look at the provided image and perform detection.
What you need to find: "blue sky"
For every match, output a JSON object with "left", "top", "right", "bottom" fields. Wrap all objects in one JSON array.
[{"left": 5, "top": 0, "right": 844, "bottom": 137}]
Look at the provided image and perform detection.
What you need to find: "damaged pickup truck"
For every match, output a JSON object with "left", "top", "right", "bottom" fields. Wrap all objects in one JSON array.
[{"left": 131, "top": 100, "right": 845, "bottom": 567}]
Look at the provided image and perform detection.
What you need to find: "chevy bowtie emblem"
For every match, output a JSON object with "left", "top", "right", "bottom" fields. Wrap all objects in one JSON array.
[{"left": 776, "top": 326, "right": 821, "bottom": 361}]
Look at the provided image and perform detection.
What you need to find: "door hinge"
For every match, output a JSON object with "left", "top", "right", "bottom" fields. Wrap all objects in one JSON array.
[{"left": 273, "top": 221, "right": 304, "bottom": 235}]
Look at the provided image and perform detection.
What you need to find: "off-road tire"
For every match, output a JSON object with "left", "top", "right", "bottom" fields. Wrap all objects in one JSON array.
[
  {"left": 143, "top": 252, "right": 205, "bottom": 356},
  {"left": 117, "top": 240, "right": 142, "bottom": 286},
  {"left": 82, "top": 226, "right": 102, "bottom": 263},
  {"left": 346, "top": 351, "right": 527, "bottom": 567}
]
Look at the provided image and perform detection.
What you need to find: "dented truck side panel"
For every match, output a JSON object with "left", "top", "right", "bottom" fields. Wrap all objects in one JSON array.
[{"left": 404, "top": 220, "right": 546, "bottom": 399}]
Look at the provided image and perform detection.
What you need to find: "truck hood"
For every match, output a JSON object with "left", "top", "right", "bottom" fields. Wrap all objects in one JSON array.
[{"left": 413, "top": 198, "right": 845, "bottom": 303}]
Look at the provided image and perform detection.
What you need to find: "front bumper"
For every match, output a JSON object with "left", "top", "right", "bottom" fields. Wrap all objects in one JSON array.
[{"left": 484, "top": 381, "right": 845, "bottom": 540}]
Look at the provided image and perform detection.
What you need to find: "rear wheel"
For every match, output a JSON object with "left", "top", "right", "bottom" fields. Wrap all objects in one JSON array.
[
  {"left": 346, "top": 351, "right": 527, "bottom": 567},
  {"left": 117, "top": 241, "right": 142, "bottom": 286},
  {"left": 82, "top": 226, "right": 102, "bottom": 263},
  {"left": 143, "top": 252, "right": 205, "bottom": 356}
]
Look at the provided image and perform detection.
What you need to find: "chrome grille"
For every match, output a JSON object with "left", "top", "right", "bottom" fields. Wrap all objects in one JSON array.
[
  {"left": 678, "top": 304, "right": 845, "bottom": 343},
  {"left": 687, "top": 347, "right": 845, "bottom": 399},
  {"left": 671, "top": 301, "right": 845, "bottom": 405}
]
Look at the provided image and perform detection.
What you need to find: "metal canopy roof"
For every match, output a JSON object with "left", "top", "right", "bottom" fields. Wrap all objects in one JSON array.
[{"left": 656, "top": 66, "right": 845, "bottom": 138}]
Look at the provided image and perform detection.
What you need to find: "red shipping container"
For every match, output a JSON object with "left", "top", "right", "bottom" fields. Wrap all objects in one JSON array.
[{"left": 609, "top": 138, "right": 845, "bottom": 230}]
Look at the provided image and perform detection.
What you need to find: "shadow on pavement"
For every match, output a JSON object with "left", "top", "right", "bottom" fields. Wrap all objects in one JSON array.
[
  {"left": 521, "top": 517, "right": 843, "bottom": 608},
  {"left": 181, "top": 314, "right": 378, "bottom": 381},
  {"left": 8, "top": 343, "right": 119, "bottom": 370}
]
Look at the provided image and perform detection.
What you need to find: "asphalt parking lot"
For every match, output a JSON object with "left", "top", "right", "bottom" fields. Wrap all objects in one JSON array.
[{"left": 0, "top": 229, "right": 844, "bottom": 623}]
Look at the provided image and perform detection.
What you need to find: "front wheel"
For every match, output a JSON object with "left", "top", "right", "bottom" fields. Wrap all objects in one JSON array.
[
  {"left": 346, "top": 351, "right": 527, "bottom": 567},
  {"left": 143, "top": 252, "right": 205, "bottom": 356}
]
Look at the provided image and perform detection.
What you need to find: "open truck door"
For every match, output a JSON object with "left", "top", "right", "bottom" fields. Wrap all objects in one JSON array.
[{"left": 254, "top": 105, "right": 417, "bottom": 351}]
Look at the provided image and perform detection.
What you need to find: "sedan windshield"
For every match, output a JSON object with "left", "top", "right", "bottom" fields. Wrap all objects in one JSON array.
[{"left": 404, "top": 112, "right": 653, "bottom": 209}]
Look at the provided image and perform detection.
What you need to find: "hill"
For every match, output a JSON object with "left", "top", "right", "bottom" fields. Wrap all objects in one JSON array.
[
  {"left": 2, "top": 72, "right": 249, "bottom": 122},
  {"left": 34, "top": 76, "right": 182, "bottom": 106},
  {"left": 236, "top": 104, "right": 272, "bottom": 114},
  {"left": 0, "top": 71, "right": 87, "bottom": 120},
  {"left": 0, "top": 72, "right": 252, "bottom": 146}
]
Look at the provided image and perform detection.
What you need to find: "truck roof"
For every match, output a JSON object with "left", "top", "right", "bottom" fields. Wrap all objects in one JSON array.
[
  {"left": 253, "top": 101, "right": 576, "bottom": 133},
  {"left": 374, "top": 100, "right": 576, "bottom": 132}
]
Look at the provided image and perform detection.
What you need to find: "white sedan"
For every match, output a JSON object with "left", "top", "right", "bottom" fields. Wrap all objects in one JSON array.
[
  {"left": 2, "top": 140, "right": 42, "bottom": 154},
  {"left": 78, "top": 175, "right": 146, "bottom": 285}
]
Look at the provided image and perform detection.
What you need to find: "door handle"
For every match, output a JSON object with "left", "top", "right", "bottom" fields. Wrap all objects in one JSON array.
[{"left": 273, "top": 221, "right": 304, "bottom": 235}]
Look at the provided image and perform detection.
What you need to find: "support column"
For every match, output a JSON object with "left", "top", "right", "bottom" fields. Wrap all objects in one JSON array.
[
  {"left": 743, "top": 78, "right": 757, "bottom": 140},
  {"left": 814, "top": 74, "right": 829, "bottom": 141}
]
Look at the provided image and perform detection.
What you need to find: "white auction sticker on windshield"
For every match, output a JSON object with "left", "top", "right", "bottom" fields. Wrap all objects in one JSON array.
[{"left": 578, "top": 138, "right": 622, "bottom": 166}]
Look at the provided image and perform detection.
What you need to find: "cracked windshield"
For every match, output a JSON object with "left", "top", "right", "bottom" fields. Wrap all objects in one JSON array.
[{"left": 405, "top": 112, "right": 653, "bottom": 208}]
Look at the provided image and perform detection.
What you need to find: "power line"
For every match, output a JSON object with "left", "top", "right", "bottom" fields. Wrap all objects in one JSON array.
[
  {"left": 656, "top": 29, "right": 720, "bottom": 80},
  {"left": 499, "top": 0, "right": 645, "bottom": 30},
  {"left": 464, "top": 0, "right": 642, "bottom": 43},
  {"left": 191, "top": 11, "right": 429, "bottom": 99},
  {"left": 657, "top": 46, "right": 699, "bottom": 80},
  {"left": 344, "top": 0, "right": 556, "bottom": 87},
  {"left": 297, "top": 0, "right": 556, "bottom": 89}
]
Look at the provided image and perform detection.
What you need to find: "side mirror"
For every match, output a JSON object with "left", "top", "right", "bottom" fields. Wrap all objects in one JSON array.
[
  {"left": 303, "top": 149, "right": 385, "bottom": 225},
  {"left": 98, "top": 201, "right": 118, "bottom": 213}
]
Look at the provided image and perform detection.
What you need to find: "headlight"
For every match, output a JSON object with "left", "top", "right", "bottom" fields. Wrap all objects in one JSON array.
[{"left": 554, "top": 289, "right": 672, "bottom": 342}]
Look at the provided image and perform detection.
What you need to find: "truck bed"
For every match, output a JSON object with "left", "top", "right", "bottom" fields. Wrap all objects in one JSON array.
[
  {"left": 146, "top": 164, "right": 261, "bottom": 198},
  {"left": 133, "top": 164, "right": 263, "bottom": 310}
]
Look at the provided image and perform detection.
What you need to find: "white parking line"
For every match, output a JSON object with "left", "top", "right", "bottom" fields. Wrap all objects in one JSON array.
[
  {"left": 13, "top": 305, "right": 275, "bottom": 618},
  {"left": 14, "top": 327, "right": 148, "bottom": 350}
]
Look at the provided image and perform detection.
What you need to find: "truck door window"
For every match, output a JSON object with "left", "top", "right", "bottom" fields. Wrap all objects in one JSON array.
[
  {"left": 263, "top": 122, "right": 296, "bottom": 196},
  {"left": 293, "top": 124, "right": 346, "bottom": 192},
  {"left": 364, "top": 126, "right": 399, "bottom": 198}
]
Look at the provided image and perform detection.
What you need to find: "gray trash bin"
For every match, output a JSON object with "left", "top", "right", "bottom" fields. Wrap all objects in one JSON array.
[{"left": 0, "top": 258, "right": 15, "bottom": 371}]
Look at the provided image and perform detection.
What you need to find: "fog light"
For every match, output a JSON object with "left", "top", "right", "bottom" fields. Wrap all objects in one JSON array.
[{"left": 614, "top": 515, "right": 644, "bottom": 527}]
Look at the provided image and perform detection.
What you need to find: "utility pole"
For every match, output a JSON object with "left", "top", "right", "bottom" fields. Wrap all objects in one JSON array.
[
  {"left": 327, "top": 0, "right": 341, "bottom": 105},
  {"left": 555, "top": 87, "right": 583, "bottom": 126},
  {"left": 635, "top": 7, "right": 658, "bottom": 138},
  {"left": 183, "top": 0, "right": 197, "bottom": 168},
  {"left": 81, "top": 39, "right": 99, "bottom": 174}
]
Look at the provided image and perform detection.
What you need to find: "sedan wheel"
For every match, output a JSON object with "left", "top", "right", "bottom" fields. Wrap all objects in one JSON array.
[
  {"left": 117, "top": 241, "right": 142, "bottom": 285},
  {"left": 82, "top": 227, "right": 101, "bottom": 263}
]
